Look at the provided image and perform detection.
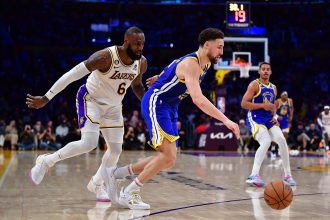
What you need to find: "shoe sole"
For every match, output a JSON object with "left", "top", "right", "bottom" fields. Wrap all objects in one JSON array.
[
  {"left": 246, "top": 181, "right": 265, "bottom": 188},
  {"left": 283, "top": 181, "right": 297, "bottom": 186},
  {"left": 87, "top": 179, "right": 111, "bottom": 202},
  {"left": 96, "top": 198, "right": 111, "bottom": 202},
  {"left": 118, "top": 199, "right": 150, "bottom": 210}
]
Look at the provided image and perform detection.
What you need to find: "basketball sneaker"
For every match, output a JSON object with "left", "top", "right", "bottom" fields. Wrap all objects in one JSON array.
[
  {"left": 101, "top": 167, "right": 119, "bottom": 203},
  {"left": 28, "top": 154, "right": 51, "bottom": 185},
  {"left": 87, "top": 177, "right": 111, "bottom": 202},
  {"left": 283, "top": 175, "right": 297, "bottom": 186},
  {"left": 246, "top": 174, "right": 265, "bottom": 187},
  {"left": 118, "top": 187, "right": 150, "bottom": 210}
]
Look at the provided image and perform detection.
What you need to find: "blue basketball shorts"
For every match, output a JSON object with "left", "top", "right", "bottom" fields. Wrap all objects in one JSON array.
[
  {"left": 246, "top": 111, "right": 278, "bottom": 139},
  {"left": 141, "top": 90, "right": 179, "bottom": 149}
]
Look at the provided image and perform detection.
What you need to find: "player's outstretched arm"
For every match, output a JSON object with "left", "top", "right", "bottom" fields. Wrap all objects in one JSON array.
[
  {"left": 241, "top": 81, "right": 275, "bottom": 112},
  {"left": 178, "top": 59, "right": 240, "bottom": 139},
  {"left": 26, "top": 49, "right": 111, "bottom": 109},
  {"left": 131, "top": 56, "right": 147, "bottom": 100}
]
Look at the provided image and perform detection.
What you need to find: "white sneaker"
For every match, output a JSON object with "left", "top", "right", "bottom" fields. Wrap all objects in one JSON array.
[
  {"left": 28, "top": 154, "right": 50, "bottom": 185},
  {"left": 101, "top": 167, "right": 118, "bottom": 203},
  {"left": 87, "top": 178, "right": 111, "bottom": 202},
  {"left": 118, "top": 187, "right": 150, "bottom": 210}
]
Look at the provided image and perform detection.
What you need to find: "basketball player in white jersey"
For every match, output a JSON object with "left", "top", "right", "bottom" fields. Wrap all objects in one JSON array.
[
  {"left": 26, "top": 27, "right": 147, "bottom": 202},
  {"left": 318, "top": 105, "right": 330, "bottom": 147}
]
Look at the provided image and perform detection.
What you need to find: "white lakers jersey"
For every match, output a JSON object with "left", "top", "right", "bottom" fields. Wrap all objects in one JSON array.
[
  {"left": 86, "top": 46, "right": 141, "bottom": 106},
  {"left": 321, "top": 111, "right": 330, "bottom": 126}
]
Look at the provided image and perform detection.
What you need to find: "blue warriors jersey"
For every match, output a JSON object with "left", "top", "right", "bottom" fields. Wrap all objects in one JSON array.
[
  {"left": 276, "top": 99, "right": 291, "bottom": 121},
  {"left": 141, "top": 51, "right": 210, "bottom": 149},
  {"left": 149, "top": 52, "right": 210, "bottom": 106},
  {"left": 246, "top": 79, "right": 277, "bottom": 138},
  {"left": 250, "top": 79, "right": 276, "bottom": 119},
  {"left": 276, "top": 98, "right": 292, "bottom": 130}
]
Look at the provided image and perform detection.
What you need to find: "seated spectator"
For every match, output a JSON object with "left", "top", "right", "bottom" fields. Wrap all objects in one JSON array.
[
  {"left": 55, "top": 119, "right": 69, "bottom": 146},
  {"left": 123, "top": 126, "right": 140, "bottom": 150},
  {"left": 33, "top": 120, "right": 44, "bottom": 148},
  {"left": 17, "top": 124, "right": 36, "bottom": 150},
  {"left": 66, "top": 118, "right": 81, "bottom": 142},
  {"left": 5, "top": 120, "right": 18, "bottom": 150},
  {"left": 292, "top": 122, "right": 310, "bottom": 151},
  {"left": 177, "top": 120, "right": 186, "bottom": 149},
  {"left": 136, "top": 120, "right": 147, "bottom": 149},
  {"left": 0, "top": 120, "right": 5, "bottom": 148},
  {"left": 238, "top": 119, "right": 250, "bottom": 153},
  {"left": 306, "top": 122, "right": 322, "bottom": 151},
  {"left": 128, "top": 110, "right": 140, "bottom": 128},
  {"left": 39, "top": 126, "right": 61, "bottom": 150}
]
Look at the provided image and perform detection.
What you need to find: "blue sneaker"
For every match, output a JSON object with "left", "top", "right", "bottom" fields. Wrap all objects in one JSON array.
[
  {"left": 246, "top": 174, "right": 265, "bottom": 187},
  {"left": 283, "top": 175, "right": 297, "bottom": 186}
]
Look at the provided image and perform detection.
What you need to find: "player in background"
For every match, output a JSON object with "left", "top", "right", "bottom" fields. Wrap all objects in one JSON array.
[
  {"left": 241, "top": 62, "right": 296, "bottom": 187},
  {"left": 270, "top": 91, "right": 294, "bottom": 159},
  {"left": 318, "top": 105, "right": 330, "bottom": 149}
]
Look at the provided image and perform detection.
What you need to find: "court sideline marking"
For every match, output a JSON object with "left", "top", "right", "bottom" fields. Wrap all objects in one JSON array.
[{"left": 0, "top": 151, "right": 16, "bottom": 188}]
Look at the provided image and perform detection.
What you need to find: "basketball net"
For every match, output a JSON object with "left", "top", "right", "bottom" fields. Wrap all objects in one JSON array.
[{"left": 234, "top": 62, "right": 251, "bottom": 78}]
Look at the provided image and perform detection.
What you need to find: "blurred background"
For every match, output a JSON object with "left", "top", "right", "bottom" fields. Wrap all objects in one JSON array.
[{"left": 0, "top": 0, "right": 329, "bottom": 152}]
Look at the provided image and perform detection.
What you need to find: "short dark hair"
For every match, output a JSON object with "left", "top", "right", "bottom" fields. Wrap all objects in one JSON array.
[
  {"left": 198, "top": 28, "right": 224, "bottom": 47},
  {"left": 125, "top": 26, "right": 144, "bottom": 37},
  {"left": 259, "top": 62, "right": 271, "bottom": 69}
]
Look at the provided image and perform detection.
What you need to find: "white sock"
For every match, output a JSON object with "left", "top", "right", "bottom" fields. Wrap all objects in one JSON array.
[
  {"left": 114, "top": 164, "right": 133, "bottom": 179},
  {"left": 251, "top": 128, "right": 272, "bottom": 176},
  {"left": 124, "top": 177, "right": 143, "bottom": 193},
  {"left": 269, "top": 127, "right": 292, "bottom": 176}
]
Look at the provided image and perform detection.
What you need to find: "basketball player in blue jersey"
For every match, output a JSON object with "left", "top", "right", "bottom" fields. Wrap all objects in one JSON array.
[
  {"left": 275, "top": 91, "right": 294, "bottom": 139},
  {"left": 100, "top": 28, "right": 240, "bottom": 210},
  {"left": 26, "top": 27, "right": 147, "bottom": 202},
  {"left": 241, "top": 62, "right": 296, "bottom": 187},
  {"left": 269, "top": 91, "right": 294, "bottom": 159}
]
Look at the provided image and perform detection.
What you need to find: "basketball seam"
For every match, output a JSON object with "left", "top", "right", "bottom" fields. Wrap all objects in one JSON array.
[
  {"left": 271, "top": 182, "right": 286, "bottom": 207},
  {"left": 283, "top": 190, "right": 293, "bottom": 202},
  {"left": 264, "top": 191, "right": 279, "bottom": 202}
]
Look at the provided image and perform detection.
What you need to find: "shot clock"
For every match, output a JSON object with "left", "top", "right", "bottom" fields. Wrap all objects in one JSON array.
[{"left": 226, "top": 1, "right": 251, "bottom": 28}]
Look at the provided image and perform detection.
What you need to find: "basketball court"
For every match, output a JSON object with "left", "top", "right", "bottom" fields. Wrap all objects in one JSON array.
[{"left": 0, "top": 149, "right": 329, "bottom": 219}]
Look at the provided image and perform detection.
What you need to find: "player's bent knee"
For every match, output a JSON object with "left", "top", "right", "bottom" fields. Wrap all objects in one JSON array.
[{"left": 164, "top": 155, "right": 176, "bottom": 169}]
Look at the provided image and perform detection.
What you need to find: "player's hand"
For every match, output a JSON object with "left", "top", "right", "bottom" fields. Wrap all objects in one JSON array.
[
  {"left": 146, "top": 75, "right": 159, "bottom": 88},
  {"left": 223, "top": 119, "right": 240, "bottom": 139},
  {"left": 270, "top": 118, "right": 279, "bottom": 126},
  {"left": 263, "top": 103, "right": 276, "bottom": 111},
  {"left": 277, "top": 116, "right": 283, "bottom": 120},
  {"left": 26, "top": 94, "right": 49, "bottom": 109}
]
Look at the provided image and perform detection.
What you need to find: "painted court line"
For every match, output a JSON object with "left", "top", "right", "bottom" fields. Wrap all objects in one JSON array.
[
  {"left": 0, "top": 152, "right": 16, "bottom": 188},
  {"left": 130, "top": 192, "right": 330, "bottom": 220}
]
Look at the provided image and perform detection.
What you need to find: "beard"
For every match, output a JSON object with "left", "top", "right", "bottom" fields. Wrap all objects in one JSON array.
[
  {"left": 207, "top": 52, "right": 218, "bottom": 64},
  {"left": 126, "top": 44, "right": 142, "bottom": 60}
]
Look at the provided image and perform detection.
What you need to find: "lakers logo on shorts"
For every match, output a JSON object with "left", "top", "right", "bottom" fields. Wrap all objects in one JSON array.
[{"left": 79, "top": 117, "right": 84, "bottom": 125}]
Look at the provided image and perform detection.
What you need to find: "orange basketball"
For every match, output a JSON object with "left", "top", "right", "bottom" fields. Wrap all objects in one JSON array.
[{"left": 264, "top": 180, "right": 293, "bottom": 210}]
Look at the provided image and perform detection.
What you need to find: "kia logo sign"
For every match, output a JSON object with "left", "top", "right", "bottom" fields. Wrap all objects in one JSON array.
[{"left": 210, "top": 132, "right": 233, "bottom": 139}]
